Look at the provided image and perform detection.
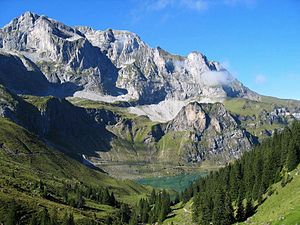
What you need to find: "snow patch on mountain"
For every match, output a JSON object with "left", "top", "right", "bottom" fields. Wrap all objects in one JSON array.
[
  {"left": 127, "top": 97, "right": 225, "bottom": 122},
  {"left": 73, "top": 91, "right": 134, "bottom": 103}
]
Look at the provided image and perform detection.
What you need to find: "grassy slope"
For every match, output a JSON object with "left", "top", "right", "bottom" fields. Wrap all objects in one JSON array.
[
  {"left": 156, "top": 131, "right": 193, "bottom": 163},
  {"left": 224, "top": 96, "right": 300, "bottom": 116},
  {"left": 67, "top": 97, "right": 129, "bottom": 114},
  {"left": 242, "top": 165, "right": 300, "bottom": 224},
  {"left": 22, "top": 95, "right": 55, "bottom": 110},
  {"left": 223, "top": 97, "right": 300, "bottom": 139},
  {"left": 163, "top": 200, "right": 195, "bottom": 225},
  {"left": 0, "top": 117, "right": 150, "bottom": 223}
]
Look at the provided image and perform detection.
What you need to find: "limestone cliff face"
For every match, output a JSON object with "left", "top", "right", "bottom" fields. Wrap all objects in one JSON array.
[
  {"left": 0, "top": 12, "right": 259, "bottom": 104},
  {"left": 78, "top": 26, "right": 259, "bottom": 103},
  {"left": 165, "top": 102, "right": 256, "bottom": 162},
  {"left": 0, "top": 12, "right": 123, "bottom": 96}
]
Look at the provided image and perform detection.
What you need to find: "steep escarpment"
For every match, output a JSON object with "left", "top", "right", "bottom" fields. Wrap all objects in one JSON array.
[
  {"left": 78, "top": 26, "right": 259, "bottom": 103},
  {"left": 0, "top": 12, "right": 125, "bottom": 96},
  {"left": 0, "top": 87, "right": 113, "bottom": 158},
  {"left": 0, "top": 11, "right": 259, "bottom": 104},
  {"left": 158, "top": 102, "right": 256, "bottom": 163},
  {"left": 0, "top": 52, "right": 50, "bottom": 94}
]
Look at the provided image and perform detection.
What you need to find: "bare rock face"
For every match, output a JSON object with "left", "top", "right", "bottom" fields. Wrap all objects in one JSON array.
[
  {"left": 78, "top": 26, "right": 260, "bottom": 103},
  {"left": 0, "top": 51, "right": 50, "bottom": 94},
  {"left": 0, "top": 12, "right": 124, "bottom": 96},
  {"left": 0, "top": 12, "right": 259, "bottom": 104},
  {"left": 167, "top": 102, "right": 209, "bottom": 133},
  {"left": 166, "top": 102, "right": 256, "bottom": 162}
]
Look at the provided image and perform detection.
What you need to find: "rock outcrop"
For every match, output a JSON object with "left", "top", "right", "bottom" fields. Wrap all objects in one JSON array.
[{"left": 165, "top": 102, "right": 256, "bottom": 162}]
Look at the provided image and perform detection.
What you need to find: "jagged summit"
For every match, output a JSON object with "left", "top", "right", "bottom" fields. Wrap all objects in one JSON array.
[{"left": 0, "top": 12, "right": 259, "bottom": 115}]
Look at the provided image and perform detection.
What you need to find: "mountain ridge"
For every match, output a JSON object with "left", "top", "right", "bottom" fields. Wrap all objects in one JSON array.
[{"left": 0, "top": 11, "right": 259, "bottom": 106}]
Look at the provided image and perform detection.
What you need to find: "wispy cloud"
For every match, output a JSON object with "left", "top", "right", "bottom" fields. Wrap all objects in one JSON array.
[
  {"left": 223, "top": 0, "right": 256, "bottom": 7},
  {"left": 146, "top": 0, "right": 174, "bottom": 11},
  {"left": 255, "top": 74, "right": 267, "bottom": 85},
  {"left": 143, "top": 0, "right": 208, "bottom": 12},
  {"left": 139, "top": 0, "right": 256, "bottom": 12},
  {"left": 129, "top": 0, "right": 256, "bottom": 24},
  {"left": 180, "top": 0, "right": 209, "bottom": 11}
]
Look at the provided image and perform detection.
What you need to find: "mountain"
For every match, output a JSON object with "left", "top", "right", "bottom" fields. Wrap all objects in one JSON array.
[
  {"left": 0, "top": 11, "right": 258, "bottom": 104},
  {"left": 1, "top": 12, "right": 300, "bottom": 177},
  {"left": 165, "top": 102, "right": 255, "bottom": 162},
  {"left": 1, "top": 11, "right": 300, "bottom": 225}
]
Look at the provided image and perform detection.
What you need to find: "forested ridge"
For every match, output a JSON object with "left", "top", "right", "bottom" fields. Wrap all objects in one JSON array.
[{"left": 183, "top": 121, "right": 300, "bottom": 225}]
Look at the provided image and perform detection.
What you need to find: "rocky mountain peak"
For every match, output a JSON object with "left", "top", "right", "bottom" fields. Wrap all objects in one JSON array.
[
  {"left": 10, "top": 11, "right": 40, "bottom": 29},
  {"left": 162, "top": 101, "right": 255, "bottom": 162},
  {"left": 0, "top": 12, "right": 260, "bottom": 106},
  {"left": 167, "top": 102, "right": 235, "bottom": 133}
]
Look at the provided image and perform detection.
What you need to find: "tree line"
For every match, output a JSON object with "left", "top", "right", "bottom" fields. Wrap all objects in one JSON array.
[
  {"left": 129, "top": 189, "right": 172, "bottom": 224},
  {"left": 2, "top": 181, "right": 127, "bottom": 225},
  {"left": 185, "top": 121, "right": 300, "bottom": 225}
]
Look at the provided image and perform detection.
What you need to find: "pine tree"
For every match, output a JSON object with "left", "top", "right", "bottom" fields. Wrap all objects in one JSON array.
[
  {"left": 173, "top": 192, "right": 180, "bottom": 205},
  {"left": 235, "top": 198, "right": 245, "bottom": 222},
  {"left": 244, "top": 198, "right": 254, "bottom": 219},
  {"left": 40, "top": 208, "right": 51, "bottom": 225},
  {"left": 109, "top": 192, "right": 116, "bottom": 207},
  {"left": 29, "top": 214, "right": 38, "bottom": 225},
  {"left": 102, "top": 188, "right": 111, "bottom": 204},
  {"left": 63, "top": 213, "right": 75, "bottom": 225},
  {"left": 119, "top": 203, "right": 130, "bottom": 223},
  {"left": 190, "top": 121, "right": 300, "bottom": 225},
  {"left": 137, "top": 198, "right": 150, "bottom": 223},
  {"left": 224, "top": 193, "right": 235, "bottom": 225},
  {"left": 128, "top": 213, "right": 137, "bottom": 225},
  {"left": 6, "top": 200, "right": 17, "bottom": 225},
  {"left": 286, "top": 141, "right": 298, "bottom": 171},
  {"left": 149, "top": 189, "right": 156, "bottom": 205},
  {"left": 211, "top": 188, "right": 234, "bottom": 225},
  {"left": 76, "top": 193, "right": 85, "bottom": 209},
  {"left": 198, "top": 193, "right": 213, "bottom": 225}
]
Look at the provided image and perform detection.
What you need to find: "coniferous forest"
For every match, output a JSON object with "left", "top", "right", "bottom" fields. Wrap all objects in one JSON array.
[{"left": 181, "top": 121, "right": 300, "bottom": 225}]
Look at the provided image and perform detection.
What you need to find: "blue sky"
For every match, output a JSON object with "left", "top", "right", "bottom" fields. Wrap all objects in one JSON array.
[{"left": 1, "top": 0, "right": 300, "bottom": 99}]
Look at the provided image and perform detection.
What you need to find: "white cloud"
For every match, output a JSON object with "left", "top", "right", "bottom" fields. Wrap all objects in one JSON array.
[
  {"left": 255, "top": 74, "right": 267, "bottom": 84},
  {"left": 201, "top": 71, "right": 234, "bottom": 86}
]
